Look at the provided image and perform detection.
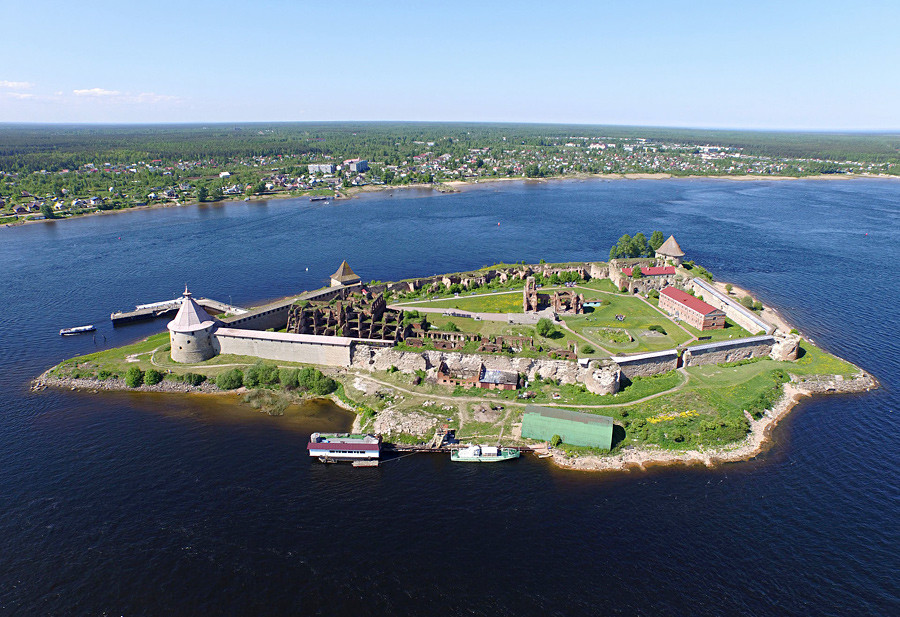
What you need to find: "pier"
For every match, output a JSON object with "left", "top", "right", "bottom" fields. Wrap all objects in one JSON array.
[{"left": 111, "top": 297, "right": 248, "bottom": 326}]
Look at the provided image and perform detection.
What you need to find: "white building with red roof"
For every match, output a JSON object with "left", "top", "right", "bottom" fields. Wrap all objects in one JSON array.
[{"left": 658, "top": 286, "right": 725, "bottom": 330}]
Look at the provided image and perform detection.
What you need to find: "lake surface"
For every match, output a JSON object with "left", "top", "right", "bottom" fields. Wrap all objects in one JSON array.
[{"left": 1, "top": 179, "right": 898, "bottom": 616}]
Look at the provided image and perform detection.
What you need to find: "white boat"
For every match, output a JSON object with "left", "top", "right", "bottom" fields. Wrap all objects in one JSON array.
[
  {"left": 451, "top": 444, "right": 520, "bottom": 463},
  {"left": 60, "top": 325, "right": 96, "bottom": 336}
]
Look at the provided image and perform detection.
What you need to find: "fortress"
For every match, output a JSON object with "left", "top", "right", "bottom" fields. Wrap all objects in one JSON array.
[{"left": 166, "top": 244, "right": 797, "bottom": 393}]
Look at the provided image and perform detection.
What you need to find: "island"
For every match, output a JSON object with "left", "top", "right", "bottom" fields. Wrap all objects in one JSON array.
[{"left": 35, "top": 233, "right": 877, "bottom": 472}]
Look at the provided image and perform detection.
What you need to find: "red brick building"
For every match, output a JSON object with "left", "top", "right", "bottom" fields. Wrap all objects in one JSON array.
[{"left": 658, "top": 287, "right": 725, "bottom": 330}]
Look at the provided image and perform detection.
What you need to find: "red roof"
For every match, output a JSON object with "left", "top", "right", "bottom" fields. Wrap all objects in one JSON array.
[
  {"left": 622, "top": 266, "right": 676, "bottom": 276},
  {"left": 660, "top": 287, "right": 721, "bottom": 316}
]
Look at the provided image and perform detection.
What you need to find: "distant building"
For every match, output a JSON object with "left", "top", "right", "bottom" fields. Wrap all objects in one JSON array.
[
  {"left": 658, "top": 287, "right": 725, "bottom": 330},
  {"left": 655, "top": 235, "right": 685, "bottom": 265},
  {"left": 308, "top": 163, "right": 336, "bottom": 174},
  {"left": 330, "top": 261, "right": 361, "bottom": 287},
  {"left": 521, "top": 405, "right": 613, "bottom": 450},
  {"left": 345, "top": 159, "right": 369, "bottom": 173},
  {"left": 219, "top": 171, "right": 231, "bottom": 178}
]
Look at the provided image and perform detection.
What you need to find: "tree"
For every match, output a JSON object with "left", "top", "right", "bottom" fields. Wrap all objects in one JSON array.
[
  {"left": 212, "top": 185, "right": 223, "bottom": 200},
  {"left": 143, "top": 369, "right": 163, "bottom": 386},
  {"left": 609, "top": 234, "right": 632, "bottom": 259},
  {"left": 197, "top": 186, "right": 208, "bottom": 202},
  {"left": 632, "top": 266, "right": 643, "bottom": 278},
  {"left": 550, "top": 434, "right": 562, "bottom": 447},
  {"left": 125, "top": 366, "right": 144, "bottom": 388},
  {"left": 580, "top": 344, "right": 595, "bottom": 354},
  {"left": 536, "top": 318, "right": 556, "bottom": 338},
  {"left": 630, "top": 232, "right": 650, "bottom": 257},
  {"left": 40, "top": 202, "right": 55, "bottom": 219},
  {"left": 725, "top": 283, "right": 733, "bottom": 294},
  {"left": 649, "top": 230, "right": 665, "bottom": 252}
]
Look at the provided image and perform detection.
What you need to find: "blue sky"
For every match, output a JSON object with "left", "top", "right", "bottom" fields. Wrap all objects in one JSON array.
[{"left": 1, "top": 0, "right": 897, "bottom": 129}]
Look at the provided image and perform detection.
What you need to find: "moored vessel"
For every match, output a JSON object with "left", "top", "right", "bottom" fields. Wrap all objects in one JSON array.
[
  {"left": 308, "top": 433, "right": 381, "bottom": 463},
  {"left": 59, "top": 325, "right": 96, "bottom": 336},
  {"left": 450, "top": 444, "right": 520, "bottom": 463}
]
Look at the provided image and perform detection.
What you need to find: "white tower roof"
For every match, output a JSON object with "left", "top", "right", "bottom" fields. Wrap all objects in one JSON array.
[{"left": 167, "top": 287, "right": 216, "bottom": 333}]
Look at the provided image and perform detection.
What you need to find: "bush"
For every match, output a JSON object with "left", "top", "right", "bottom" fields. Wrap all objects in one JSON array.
[
  {"left": 550, "top": 434, "right": 562, "bottom": 447},
  {"left": 97, "top": 369, "right": 114, "bottom": 381},
  {"left": 535, "top": 318, "right": 556, "bottom": 338},
  {"left": 143, "top": 369, "right": 163, "bottom": 386},
  {"left": 244, "top": 361, "right": 280, "bottom": 388},
  {"left": 648, "top": 289, "right": 659, "bottom": 299},
  {"left": 216, "top": 368, "right": 244, "bottom": 390},
  {"left": 124, "top": 366, "right": 144, "bottom": 388},
  {"left": 648, "top": 324, "right": 667, "bottom": 335},
  {"left": 279, "top": 368, "right": 300, "bottom": 389},
  {"left": 580, "top": 344, "right": 595, "bottom": 354},
  {"left": 740, "top": 295, "right": 754, "bottom": 309},
  {"left": 297, "top": 367, "right": 337, "bottom": 395},
  {"left": 183, "top": 372, "right": 207, "bottom": 386},
  {"left": 445, "top": 321, "right": 459, "bottom": 332}
]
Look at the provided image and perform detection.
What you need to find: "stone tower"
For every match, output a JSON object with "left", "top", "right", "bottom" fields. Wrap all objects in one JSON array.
[
  {"left": 523, "top": 276, "right": 540, "bottom": 312},
  {"left": 655, "top": 235, "right": 685, "bottom": 266},
  {"left": 167, "top": 287, "right": 218, "bottom": 363}
]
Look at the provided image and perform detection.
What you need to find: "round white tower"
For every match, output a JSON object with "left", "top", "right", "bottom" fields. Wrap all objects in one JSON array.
[{"left": 167, "top": 287, "right": 218, "bottom": 363}]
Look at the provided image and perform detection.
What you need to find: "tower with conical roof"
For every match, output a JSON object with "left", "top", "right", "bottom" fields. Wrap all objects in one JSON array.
[
  {"left": 655, "top": 235, "right": 685, "bottom": 266},
  {"left": 330, "top": 261, "right": 361, "bottom": 287},
  {"left": 167, "top": 287, "right": 219, "bottom": 363}
]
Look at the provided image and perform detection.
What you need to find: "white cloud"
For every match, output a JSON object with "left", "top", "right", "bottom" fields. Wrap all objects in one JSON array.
[
  {"left": 8, "top": 92, "right": 35, "bottom": 99},
  {"left": 73, "top": 87, "right": 122, "bottom": 97},
  {"left": 0, "top": 80, "right": 34, "bottom": 89}
]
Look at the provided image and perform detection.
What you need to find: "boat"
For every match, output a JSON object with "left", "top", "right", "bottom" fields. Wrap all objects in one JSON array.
[
  {"left": 309, "top": 196, "right": 329, "bottom": 202},
  {"left": 59, "top": 325, "right": 96, "bottom": 336},
  {"left": 307, "top": 433, "right": 381, "bottom": 463},
  {"left": 451, "top": 444, "right": 520, "bottom": 463}
]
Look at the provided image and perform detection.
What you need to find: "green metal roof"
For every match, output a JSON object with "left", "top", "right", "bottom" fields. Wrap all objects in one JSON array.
[{"left": 523, "top": 405, "right": 613, "bottom": 427}]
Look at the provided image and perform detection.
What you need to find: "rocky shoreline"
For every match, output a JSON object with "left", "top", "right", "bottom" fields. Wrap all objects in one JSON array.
[
  {"left": 550, "top": 370, "right": 879, "bottom": 472},
  {"left": 32, "top": 363, "right": 880, "bottom": 475},
  {"left": 32, "top": 373, "right": 220, "bottom": 395}
]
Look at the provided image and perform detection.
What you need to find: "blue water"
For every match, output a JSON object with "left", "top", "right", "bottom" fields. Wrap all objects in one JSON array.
[{"left": 1, "top": 179, "right": 897, "bottom": 615}]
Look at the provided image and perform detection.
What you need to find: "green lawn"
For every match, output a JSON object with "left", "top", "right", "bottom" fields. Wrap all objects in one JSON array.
[
  {"left": 563, "top": 294, "right": 691, "bottom": 353},
  {"left": 398, "top": 290, "right": 524, "bottom": 313},
  {"left": 682, "top": 318, "right": 753, "bottom": 344}
]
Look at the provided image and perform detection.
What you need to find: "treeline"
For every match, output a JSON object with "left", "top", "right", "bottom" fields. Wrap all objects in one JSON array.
[
  {"left": 609, "top": 231, "right": 665, "bottom": 260},
  {"left": 1, "top": 122, "right": 897, "bottom": 174}
]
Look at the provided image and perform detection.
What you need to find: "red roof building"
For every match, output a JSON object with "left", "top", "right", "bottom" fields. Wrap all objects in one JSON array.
[
  {"left": 622, "top": 266, "right": 676, "bottom": 277},
  {"left": 658, "top": 287, "right": 725, "bottom": 330}
]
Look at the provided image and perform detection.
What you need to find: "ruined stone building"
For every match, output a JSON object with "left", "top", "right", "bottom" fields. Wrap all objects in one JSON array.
[
  {"left": 286, "top": 293, "right": 405, "bottom": 341},
  {"left": 523, "top": 276, "right": 540, "bottom": 312},
  {"left": 551, "top": 290, "right": 584, "bottom": 314}
]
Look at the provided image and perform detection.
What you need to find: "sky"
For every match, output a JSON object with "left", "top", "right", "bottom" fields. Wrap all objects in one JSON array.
[{"left": 1, "top": 0, "right": 898, "bottom": 129}]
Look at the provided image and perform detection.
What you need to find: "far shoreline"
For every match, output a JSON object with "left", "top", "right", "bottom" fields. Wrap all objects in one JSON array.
[{"left": 4, "top": 172, "right": 898, "bottom": 230}]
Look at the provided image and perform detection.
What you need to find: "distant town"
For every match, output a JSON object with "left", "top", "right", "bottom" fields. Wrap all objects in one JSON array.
[{"left": 2, "top": 123, "right": 897, "bottom": 224}]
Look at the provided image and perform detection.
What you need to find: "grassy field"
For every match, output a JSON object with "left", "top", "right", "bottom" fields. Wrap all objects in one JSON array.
[
  {"left": 397, "top": 290, "right": 524, "bottom": 313},
  {"left": 562, "top": 294, "right": 691, "bottom": 353},
  {"left": 682, "top": 318, "right": 753, "bottom": 344}
]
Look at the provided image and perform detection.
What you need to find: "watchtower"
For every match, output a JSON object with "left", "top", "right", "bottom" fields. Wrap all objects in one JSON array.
[{"left": 167, "top": 287, "right": 218, "bottom": 363}]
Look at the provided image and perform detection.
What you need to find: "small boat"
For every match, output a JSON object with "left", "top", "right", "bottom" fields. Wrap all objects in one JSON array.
[
  {"left": 60, "top": 325, "right": 96, "bottom": 336},
  {"left": 309, "top": 196, "right": 329, "bottom": 202},
  {"left": 451, "top": 444, "right": 520, "bottom": 463}
]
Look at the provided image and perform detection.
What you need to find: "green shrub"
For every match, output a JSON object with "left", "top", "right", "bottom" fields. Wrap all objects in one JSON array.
[
  {"left": 648, "top": 289, "right": 660, "bottom": 299},
  {"left": 580, "top": 344, "right": 595, "bottom": 354},
  {"left": 648, "top": 324, "right": 667, "bottom": 335},
  {"left": 183, "top": 372, "right": 207, "bottom": 386},
  {"left": 97, "top": 369, "right": 114, "bottom": 381},
  {"left": 124, "top": 366, "right": 144, "bottom": 388},
  {"left": 297, "top": 367, "right": 337, "bottom": 395},
  {"left": 245, "top": 361, "right": 279, "bottom": 388},
  {"left": 143, "top": 369, "right": 163, "bottom": 386},
  {"left": 216, "top": 368, "right": 244, "bottom": 390},
  {"left": 550, "top": 434, "right": 562, "bottom": 447},
  {"left": 279, "top": 368, "right": 300, "bottom": 389}
]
